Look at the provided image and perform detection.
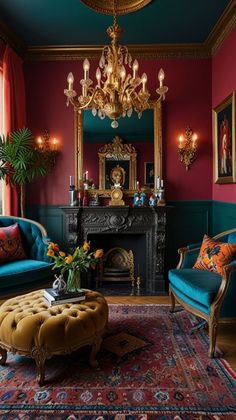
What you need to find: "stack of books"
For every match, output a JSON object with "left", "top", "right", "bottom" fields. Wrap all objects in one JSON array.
[{"left": 44, "top": 288, "right": 86, "bottom": 306}]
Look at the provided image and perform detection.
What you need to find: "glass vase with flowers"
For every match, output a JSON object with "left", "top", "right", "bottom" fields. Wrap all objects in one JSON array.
[{"left": 47, "top": 242, "right": 103, "bottom": 291}]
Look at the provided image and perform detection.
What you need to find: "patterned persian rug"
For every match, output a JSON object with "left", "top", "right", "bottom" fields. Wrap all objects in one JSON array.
[{"left": 0, "top": 304, "right": 236, "bottom": 419}]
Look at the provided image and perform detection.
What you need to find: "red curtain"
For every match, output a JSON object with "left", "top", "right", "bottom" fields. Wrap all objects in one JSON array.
[{"left": 2, "top": 45, "right": 26, "bottom": 216}]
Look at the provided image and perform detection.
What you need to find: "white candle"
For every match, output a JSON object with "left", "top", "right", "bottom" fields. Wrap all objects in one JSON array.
[
  {"left": 158, "top": 68, "right": 165, "bottom": 87},
  {"left": 67, "top": 72, "right": 74, "bottom": 90},
  {"left": 69, "top": 176, "right": 74, "bottom": 186},
  {"left": 141, "top": 73, "right": 147, "bottom": 92},
  {"left": 132, "top": 59, "right": 139, "bottom": 79},
  {"left": 157, "top": 176, "right": 161, "bottom": 189},
  {"left": 136, "top": 181, "right": 139, "bottom": 190},
  {"left": 96, "top": 68, "right": 101, "bottom": 87},
  {"left": 83, "top": 59, "right": 90, "bottom": 80},
  {"left": 161, "top": 179, "right": 164, "bottom": 188},
  {"left": 85, "top": 171, "right": 88, "bottom": 180}
]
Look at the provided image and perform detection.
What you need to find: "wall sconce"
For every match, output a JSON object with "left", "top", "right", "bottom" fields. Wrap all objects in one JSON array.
[
  {"left": 178, "top": 126, "right": 198, "bottom": 170},
  {"left": 36, "top": 130, "right": 59, "bottom": 151},
  {"left": 36, "top": 130, "right": 59, "bottom": 169}
]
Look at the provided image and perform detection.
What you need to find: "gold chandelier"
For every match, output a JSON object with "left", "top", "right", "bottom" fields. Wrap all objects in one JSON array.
[{"left": 64, "top": 4, "right": 168, "bottom": 128}]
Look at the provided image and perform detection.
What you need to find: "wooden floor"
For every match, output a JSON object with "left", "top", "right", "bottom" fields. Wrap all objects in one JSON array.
[{"left": 106, "top": 295, "right": 236, "bottom": 372}]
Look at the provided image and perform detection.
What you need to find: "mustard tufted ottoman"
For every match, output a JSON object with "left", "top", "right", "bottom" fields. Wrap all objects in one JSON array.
[{"left": 0, "top": 289, "right": 108, "bottom": 385}]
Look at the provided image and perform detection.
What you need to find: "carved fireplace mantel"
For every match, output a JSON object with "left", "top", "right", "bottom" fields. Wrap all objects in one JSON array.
[{"left": 61, "top": 206, "right": 169, "bottom": 294}]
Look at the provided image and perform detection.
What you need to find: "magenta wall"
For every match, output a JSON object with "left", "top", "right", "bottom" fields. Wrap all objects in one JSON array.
[
  {"left": 24, "top": 56, "right": 212, "bottom": 205},
  {"left": 212, "top": 26, "right": 236, "bottom": 203}
]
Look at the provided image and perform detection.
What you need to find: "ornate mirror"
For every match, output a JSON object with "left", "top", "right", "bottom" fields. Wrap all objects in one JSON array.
[{"left": 74, "top": 100, "right": 162, "bottom": 194}]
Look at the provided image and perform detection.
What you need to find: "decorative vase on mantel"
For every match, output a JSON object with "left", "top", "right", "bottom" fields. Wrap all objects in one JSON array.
[{"left": 67, "top": 269, "right": 81, "bottom": 292}]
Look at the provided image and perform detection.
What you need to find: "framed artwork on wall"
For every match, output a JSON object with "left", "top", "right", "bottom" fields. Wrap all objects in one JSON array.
[
  {"left": 144, "top": 162, "right": 154, "bottom": 187},
  {"left": 213, "top": 91, "right": 235, "bottom": 184}
]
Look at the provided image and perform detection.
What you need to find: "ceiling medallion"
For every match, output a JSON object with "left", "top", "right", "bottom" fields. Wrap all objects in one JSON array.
[{"left": 80, "top": 0, "right": 152, "bottom": 16}]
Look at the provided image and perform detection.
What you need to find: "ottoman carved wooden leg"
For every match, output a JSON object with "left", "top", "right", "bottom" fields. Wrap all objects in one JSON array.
[
  {"left": 0, "top": 289, "right": 108, "bottom": 385},
  {"left": 32, "top": 347, "right": 47, "bottom": 386},
  {"left": 89, "top": 333, "right": 102, "bottom": 368}
]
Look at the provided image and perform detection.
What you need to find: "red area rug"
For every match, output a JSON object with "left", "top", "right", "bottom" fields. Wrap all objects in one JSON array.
[{"left": 0, "top": 304, "right": 236, "bottom": 419}]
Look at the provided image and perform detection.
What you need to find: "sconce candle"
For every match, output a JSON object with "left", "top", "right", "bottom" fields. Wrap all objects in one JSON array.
[
  {"left": 52, "top": 138, "right": 58, "bottom": 151},
  {"left": 178, "top": 127, "right": 198, "bottom": 170},
  {"left": 37, "top": 136, "right": 43, "bottom": 149}
]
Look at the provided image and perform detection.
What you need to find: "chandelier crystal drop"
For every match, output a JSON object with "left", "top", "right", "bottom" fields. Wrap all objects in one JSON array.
[{"left": 64, "top": 6, "right": 168, "bottom": 128}]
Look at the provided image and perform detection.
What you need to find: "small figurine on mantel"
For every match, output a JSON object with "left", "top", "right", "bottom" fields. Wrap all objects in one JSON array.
[
  {"left": 140, "top": 191, "right": 146, "bottom": 206},
  {"left": 155, "top": 176, "right": 166, "bottom": 206},
  {"left": 149, "top": 192, "right": 157, "bottom": 207},
  {"left": 89, "top": 192, "right": 100, "bottom": 206}
]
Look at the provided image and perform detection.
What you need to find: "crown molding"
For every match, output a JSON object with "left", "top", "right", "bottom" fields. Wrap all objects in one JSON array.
[
  {"left": 26, "top": 43, "right": 210, "bottom": 61},
  {"left": 206, "top": 0, "right": 236, "bottom": 56}
]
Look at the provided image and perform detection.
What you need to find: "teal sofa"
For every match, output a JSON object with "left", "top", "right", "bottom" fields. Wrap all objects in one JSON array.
[
  {"left": 0, "top": 216, "right": 54, "bottom": 296},
  {"left": 168, "top": 228, "right": 236, "bottom": 358}
]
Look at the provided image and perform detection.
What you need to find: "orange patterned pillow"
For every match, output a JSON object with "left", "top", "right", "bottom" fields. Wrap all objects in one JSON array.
[{"left": 193, "top": 234, "right": 236, "bottom": 275}]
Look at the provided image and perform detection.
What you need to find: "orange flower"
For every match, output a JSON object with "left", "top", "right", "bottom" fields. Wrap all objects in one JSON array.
[
  {"left": 83, "top": 242, "right": 90, "bottom": 251},
  {"left": 94, "top": 249, "right": 103, "bottom": 259},
  {"left": 65, "top": 255, "right": 73, "bottom": 264},
  {"left": 59, "top": 251, "right": 66, "bottom": 257},
  {"left": 48, "top": 242, "right": 59, "bottom": 251},
  {"left": 47, "top": 249, "right": 55, "bottom": 257}
]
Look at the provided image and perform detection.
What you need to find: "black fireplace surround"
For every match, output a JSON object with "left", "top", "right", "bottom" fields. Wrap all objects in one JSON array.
[{"left": 61, "top": 206, "right": 168, "bottom": 294}]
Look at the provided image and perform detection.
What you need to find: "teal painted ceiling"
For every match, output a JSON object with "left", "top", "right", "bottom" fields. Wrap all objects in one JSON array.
[{"left": 0, "top": 0, "right": 231, "bottom": 46}]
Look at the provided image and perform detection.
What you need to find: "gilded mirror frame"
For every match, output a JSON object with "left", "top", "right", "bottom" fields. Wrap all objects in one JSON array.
[
  {"left": 98, "top": 136, "right": 137, "bottom": 190},
  {"left": 74, "top": 100, "right": 162, "bottom": 195}
]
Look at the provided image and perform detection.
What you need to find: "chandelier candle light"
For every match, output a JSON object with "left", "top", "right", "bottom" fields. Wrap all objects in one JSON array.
[{"left": 64, "top": 4, "right": 168, "bottom": 128}]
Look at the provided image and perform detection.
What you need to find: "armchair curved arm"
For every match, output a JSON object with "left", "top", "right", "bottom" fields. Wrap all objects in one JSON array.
[
  {"left": 212, "top": 260, "right": 236, "bottom": 311},
  {"left": 177, "top": 243, "right": 201, "bottom": 269}
]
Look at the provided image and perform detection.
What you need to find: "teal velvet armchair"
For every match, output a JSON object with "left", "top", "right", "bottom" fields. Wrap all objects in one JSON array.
[
  {"left": 168, "top": 228, "right": 236, "bottom": 358},
  {"left": 0, "top": 216, "right": 54, "bottom": 296}
]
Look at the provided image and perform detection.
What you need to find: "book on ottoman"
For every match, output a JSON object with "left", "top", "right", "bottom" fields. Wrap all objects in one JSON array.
[{"left": 44, "top": 288, "right": 85, "bottom": 306}]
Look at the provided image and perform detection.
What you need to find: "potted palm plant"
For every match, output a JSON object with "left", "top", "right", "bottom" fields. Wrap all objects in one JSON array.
[{"left": 0, "top": 127, "right": 58, "bottom": 217}]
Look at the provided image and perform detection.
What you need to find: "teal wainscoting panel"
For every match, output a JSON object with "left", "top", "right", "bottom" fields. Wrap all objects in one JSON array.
[
  {"left": 26, "top": 205, "right": 66, "bottom": 249},
  {"left": 212, "top": 201, "right": 236, "bottom": 235},
  {"left": 166, "top": 201, "right": 212, "bottom": 273}
]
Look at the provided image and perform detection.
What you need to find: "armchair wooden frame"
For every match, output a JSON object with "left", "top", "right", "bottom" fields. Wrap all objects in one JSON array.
[{"left": 169, "top": 228, "right": 236, "bottom": 358}]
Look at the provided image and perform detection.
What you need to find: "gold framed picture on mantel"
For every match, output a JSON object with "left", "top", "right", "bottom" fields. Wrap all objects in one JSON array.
[{"left": 213, "top": 91, "right": 235, "bottom": 184}]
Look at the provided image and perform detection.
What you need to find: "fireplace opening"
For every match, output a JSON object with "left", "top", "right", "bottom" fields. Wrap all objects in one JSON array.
[{"left": 89, "top": 233, "right": 146, "bottom": 287}]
